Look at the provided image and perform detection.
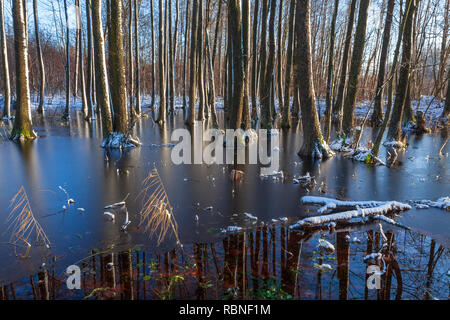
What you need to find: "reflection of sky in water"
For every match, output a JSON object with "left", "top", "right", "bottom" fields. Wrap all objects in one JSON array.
[{"left": 0, "top": 110, "right": 448, "bottom": 288}]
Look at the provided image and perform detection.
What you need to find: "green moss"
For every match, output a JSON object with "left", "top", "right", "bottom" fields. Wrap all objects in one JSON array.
[
  {"left": 364, "top": 153, "right": 372, "bottom": 165},
  {"left": 10, "top": 128, "right": 36, "bottom": 140}
]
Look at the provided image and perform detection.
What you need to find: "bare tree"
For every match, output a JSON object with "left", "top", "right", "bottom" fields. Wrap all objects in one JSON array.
[
  {"left": 0, "top": 0, "right": 10, "bottom": 118},
  {"left": 134, "top": 0, "right": 141, "bottom": 115},
  {"left": 341, "top": 0, "right": 371, "bottom": 137},
  {"left": 92, "top": 0, "right": 113, "bottom": 136},
  {"left": 62, "top": 0, "right": 70, "bottom": 120},
  {"left": 11, "top": 0, "right": 35, "bottom": 140},
  {"left": 33, "top": 0, "right": 45, "bottom": 115},
  {"left": 251, "top": 0, "right": 259, "bottom": 121},
  {"left": 109, "top": 0, "right": 129, "bottom": 132},
  {"left": 332, "top": 0, "right": 357, "bottom": 122},
  {"left": 324, "top": 0, "right": 339, "bottom": 142},
  {"left": 281, "top": 0, "right": 295, "bottom": 129},
  {"left": 371, "top": 0, "right": 395, "bottom": 126},
  {"left": 387, "top": 0, "right": 418, "bottom": 142},
  {"left": 294, "top": 0, "right": 333, "bottom": 158},
  {"left": 157, "top": 0, "right": 167, "bottom": 123},
  {"left": 186, "top": 0, "right": 198, "bottom": 126}
]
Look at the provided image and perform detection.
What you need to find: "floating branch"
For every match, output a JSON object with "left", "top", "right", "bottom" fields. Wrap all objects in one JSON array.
[
  {"left": 5, "top": 187, "right": 50, "bottom": 257},
  {"left": 137, "top": 167, "right": 181, "bottom": 246},
  {"left": 291, "top": 200, "right": 411, "bottom": 229}
]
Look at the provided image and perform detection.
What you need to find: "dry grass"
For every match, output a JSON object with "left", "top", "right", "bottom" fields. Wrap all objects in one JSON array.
[
  {"left": 5, "top": 186, "right": 50, "bottom": 257},
  {"left": 137, "top": 167, "right": 181, "bottom": 246}
]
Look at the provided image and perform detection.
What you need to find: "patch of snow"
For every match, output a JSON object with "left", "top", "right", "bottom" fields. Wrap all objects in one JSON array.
[{"left": 101, "top": 132, "right": 141, "bottom": 149}]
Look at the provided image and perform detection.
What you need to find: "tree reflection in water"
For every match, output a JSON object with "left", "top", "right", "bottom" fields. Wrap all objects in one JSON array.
[{"left": 0, "top": 224, "right": 448, "bottom": 300}]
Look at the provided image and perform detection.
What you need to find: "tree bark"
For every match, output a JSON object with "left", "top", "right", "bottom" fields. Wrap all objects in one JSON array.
[
  {"left": 341, "top": 0, "right": 371, "bottom": 136},
  {"left": 228, "top": 0, "right": 245, "bottom": 130},
  {"left": 134, "top": 0, "right": 141, "bottom": 115},
  {"left": 92, "top": 0, "right": 113, "bottom": 136},
  {"left": 242, "top": 0, "right": 251, "bottom": 129},
  {"left": 63, "top": 0, "right": 70, "bottom": 120},
  {"left": 387, "top": 0, "right": 417, "bottom": 142},
  {"left": 85, "top": 0, "right": 94, "bottom": 120},
  {"left": 251, "top": 0, "right": 259, "bottom": 121},
  {"left": 186, "top": 0, "right": 198, "bottom": 126},
  {"left": 332, "top": 0, "right": 357, "bottom": 122},
  {"left": 295, "top": 0, "right": 332, "bottom": 158},
  {"left": 281, "top": 0, "right": 296, "bottom": 129},
  {"left": 33, "top": 0, "right": 45, "bottom": 115},
  {"left": 324, "top": 0, "right": 339, "bottom": 142},
  {"left": 150, "top": 0, "right": 156, "bottom": 108},
  {"left": 260, "top": 0, "right": 276, "bottom": 129},
  {"left": 0, "top": 0, "right": 11, "bottom": 118},
  {"left": 371, "top": 0, "right": 395, "bottom": 126},
  {"left": 11, "top": 0, "right": 35, "bottom": 140}
]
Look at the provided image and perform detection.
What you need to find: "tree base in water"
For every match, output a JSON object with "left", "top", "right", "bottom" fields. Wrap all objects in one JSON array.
[
  {"left": 298, "top": 139, "right": 334, "bottom": 159},
  {"left": 10, "top": 128, "right": 37, "bottom": 142},
  {"left": 101, "top": 132, "right": 141, "bottom": 149}
]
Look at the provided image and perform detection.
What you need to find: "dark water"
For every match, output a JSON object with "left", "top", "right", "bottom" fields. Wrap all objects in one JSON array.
[{"left": 0, "top": 108, "right": 448, "bottom": 300}]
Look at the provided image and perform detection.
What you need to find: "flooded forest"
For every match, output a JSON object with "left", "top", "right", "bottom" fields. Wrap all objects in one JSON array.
[{"left": 0, "top": 0, "right": 449, "bottom": 301}]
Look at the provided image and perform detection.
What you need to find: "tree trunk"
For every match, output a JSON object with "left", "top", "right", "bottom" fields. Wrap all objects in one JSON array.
[
  {"left": 150, "top": 0, "right": 156, "bottom": 108},
  {"left": 276, "top": 0, "right": 283, "bottom": 119},
  {"left": 295, "top": 0, "right": 333, "bottom": 159},
  {"left": 134, "top": 0, "right": 141, "bottom": 115},
  {"left": 109, "top": 0, "right": 128, "bottom": 133},
  {"left": 0, "top": 0, "right": 11, "bottom": 118},
  {"left": 128, "top": 0, "right": 136, "bottom": 119},
  {"left": 332, "top": 0, "right": 357, "bottom": 122},
  {"left": 197, "top": 1, "right": 205, "bottom": 121},
  {"left": 85, "top": 0, "right": 94, "bottom": 120},
  {"left": 157, "top": 0, "right": 167, "bottom": 123},
  {"left": 371, "top": 0, "right": 395, "bottom": 127},
  {"left": 281, "top": 0, "right": 295, "bottom": 129},
  {"left": 228, "top": 0, "right": 245, "bottom": 130},
  {"left": 387, "top": 0, "right": 417, "bottom": 142},
  {"left": 341, "top": 0, "right": 371, "bottom": 137},
  {"left": 324, "top": 0, "right": 339, "bottom": 142},
  {"left": 372, "top": 0, "right": 405, "bottom": 157},
  {"left": 258, "top": 0, "right": 269, "bottom": 127},
  {"left": 242, "top": 0, "right": 251, "bottom": 129},
  {"left": 92, "top": 0, "right": 113, "bottom": 136},
  {"left": 442, "top": 68, "right": 450, "bottom": 120},
  {"left": 11, "top": 0, "right": 35, "bottom": 140},
  {"left": 33, "top": 0, "right": 45, "bottom": 115},
  {"left": 63, "top": 0, "right": 70, "bottom": 120},
  {"left": 260, "top": 0, "right": 276, "bottom": 129},
  {"left": 182, "top": 0, "right": 190, "bottom": 109},
  {"left": 186, "top": 0, "right": 198, "bottom": 126},
  {"left": 251, "top": 0, "right": 259, "bottom": 121},
  {"left": 76, "top": 0, "right": 88, "bottom": 119}
]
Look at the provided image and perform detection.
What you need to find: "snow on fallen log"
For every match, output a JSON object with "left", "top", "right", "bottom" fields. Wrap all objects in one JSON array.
[
  {"left": 411, "top": 197, "right": 450, "bottom": 211},
  {"left": 301, "top": 196, "right": 388, "bottom": 214},
  {"left": 370, "top": 214, "right": 411, "bottom": 230},
  {"left": 291, "top": 201, "right": 411, "bottom": 229}
]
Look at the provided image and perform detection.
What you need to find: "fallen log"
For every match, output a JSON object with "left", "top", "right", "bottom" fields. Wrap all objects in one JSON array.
[{"left": 291, "top": 201, "right": 411, "bottom": 229}]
